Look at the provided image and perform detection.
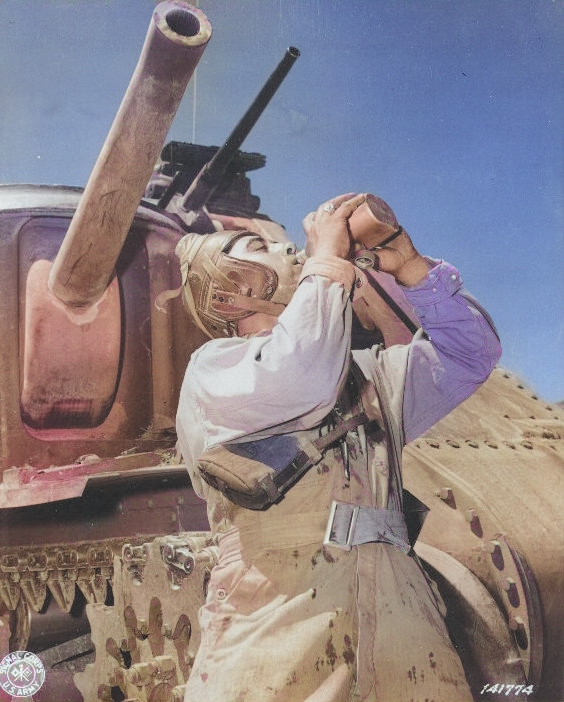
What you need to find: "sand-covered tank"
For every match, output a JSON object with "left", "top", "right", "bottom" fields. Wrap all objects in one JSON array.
[{"left": 0, "top": 3, "right": 562, "bottom": 701}]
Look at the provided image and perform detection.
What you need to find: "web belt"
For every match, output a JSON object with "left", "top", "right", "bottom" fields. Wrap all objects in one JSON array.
[{"left": 324, "top": 501, "right": 411, "bottom": 553}]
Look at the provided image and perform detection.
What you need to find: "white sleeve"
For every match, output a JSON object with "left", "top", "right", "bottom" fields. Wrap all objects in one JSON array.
[{"left": 177, "top": 275, "right": 352, "bottom": 458}]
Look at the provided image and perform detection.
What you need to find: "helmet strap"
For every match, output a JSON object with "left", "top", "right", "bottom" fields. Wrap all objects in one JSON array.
[
  {"left": 200, "top": 252, "right": 239, "bottom": 292},
  {"left": 201, "top": 249, "right": 286, "bottom": 319},
  {"left": 212, "top": 290, "right": 286, "bottom": 317}
]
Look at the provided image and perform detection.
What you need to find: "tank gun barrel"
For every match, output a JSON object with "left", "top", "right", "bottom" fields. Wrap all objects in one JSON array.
[
  {"left": 179, "top": 46, "right": 300, "bottom": 213},
  {"left": 49, "top": 1, "right": 212, "bottom": 309}
]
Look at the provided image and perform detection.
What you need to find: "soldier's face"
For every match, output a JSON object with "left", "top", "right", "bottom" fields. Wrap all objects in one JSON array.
[{"left": 228, "top": 234, "right": 303, "bottom": 305}]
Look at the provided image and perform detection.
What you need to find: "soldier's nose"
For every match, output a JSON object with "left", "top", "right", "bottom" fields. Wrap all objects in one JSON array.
[{"left": 271, "top": 241, "right": 297, "bottom": 256}]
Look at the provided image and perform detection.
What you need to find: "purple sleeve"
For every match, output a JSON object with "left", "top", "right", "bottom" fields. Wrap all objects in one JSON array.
[{"left": 401, "top": 260, "right": 502, "bottom": 443}]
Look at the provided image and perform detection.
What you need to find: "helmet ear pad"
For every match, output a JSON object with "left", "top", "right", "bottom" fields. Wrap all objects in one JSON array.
[
  {"left": 177, "top": 230, "right": 286, "bottom": 339},
  {"left": 203, "top": 251, "right": 280, "bottom": 327}
]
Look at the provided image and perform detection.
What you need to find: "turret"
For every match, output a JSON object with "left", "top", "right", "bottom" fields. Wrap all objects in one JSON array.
[{"left": 15, "top": 1, "right": 211, "bottom": 454}]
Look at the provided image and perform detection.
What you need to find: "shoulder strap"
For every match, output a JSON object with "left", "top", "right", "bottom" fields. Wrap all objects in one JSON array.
[
  {"left": 351, "top": 347, "right": 430, "bottom": 543},
  {"left": 352, "top": 339, "right": 417, "bottom": 511},
  {"left": 269, "top": 411, "right": 369, "bottom": 499}
]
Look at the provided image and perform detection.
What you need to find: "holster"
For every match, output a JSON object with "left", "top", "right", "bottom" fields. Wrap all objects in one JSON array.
[
  {"left": 198, "top": 414, "right": 369, "bottom": 511},
  {"left": 198, "top": 413, "right": 429, "bottom": 547}
]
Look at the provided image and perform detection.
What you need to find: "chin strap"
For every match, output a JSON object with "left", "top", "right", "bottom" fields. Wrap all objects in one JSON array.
[
  {"left": 201, "top": 251, "right": 287, "bottom": 319},
  {"left": 212, "top": 290, "right": 287, "bottom": 317},
  {"left": 201, "top": 252, "right": 239, "bottom": 293}
]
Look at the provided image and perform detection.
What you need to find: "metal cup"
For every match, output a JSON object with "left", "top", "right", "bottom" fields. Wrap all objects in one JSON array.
[{"left": 348, "top": 194, "right": 399, "bottom": 246}]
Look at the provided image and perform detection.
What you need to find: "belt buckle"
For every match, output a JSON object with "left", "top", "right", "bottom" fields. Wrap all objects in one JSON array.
[{"left": 323, "top": 501, "right": 359, "bottom": 551}]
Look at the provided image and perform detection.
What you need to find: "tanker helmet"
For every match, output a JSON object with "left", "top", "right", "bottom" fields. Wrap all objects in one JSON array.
[{"left": 176, "top": 230, "right": 301, "bottom": 339}]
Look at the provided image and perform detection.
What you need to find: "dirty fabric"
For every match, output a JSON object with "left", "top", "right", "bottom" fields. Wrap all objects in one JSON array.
[
  {"left": 178, "top": 260, "right": 500, "bottom": 701},
  {"left": 183, "top": 433, "right": 473, "bottom": 702}
]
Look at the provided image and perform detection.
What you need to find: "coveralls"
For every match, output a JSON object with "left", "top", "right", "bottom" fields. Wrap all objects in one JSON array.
[{"left": 176, "top": 257, "right": 501, "bottom": 701}]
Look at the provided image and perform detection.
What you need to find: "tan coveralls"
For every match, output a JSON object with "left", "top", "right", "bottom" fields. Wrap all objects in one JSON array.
[{"left": 177, "top": 262, "right": 500, "bottom": 701}]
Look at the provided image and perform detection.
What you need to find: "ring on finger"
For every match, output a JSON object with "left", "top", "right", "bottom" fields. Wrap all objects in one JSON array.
[{"left": 323, "top": 202, "right": 336, "bottom": 214}]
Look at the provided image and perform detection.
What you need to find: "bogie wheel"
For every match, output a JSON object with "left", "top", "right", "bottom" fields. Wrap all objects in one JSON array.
[{"left": 74, "top": 533, "right": 216, "bottom": 702}]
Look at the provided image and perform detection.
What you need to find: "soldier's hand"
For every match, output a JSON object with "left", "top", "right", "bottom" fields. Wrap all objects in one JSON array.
[
  {"left": 302, "top": 193, "right": 366, "bottom": 259},
  {"left": 359, "top": 228, "right": 430, "bottom": 286}
]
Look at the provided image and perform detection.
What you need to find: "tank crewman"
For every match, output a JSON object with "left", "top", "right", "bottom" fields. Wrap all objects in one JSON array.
[{"left": 175, "top": 192, "right": 502, "bottom": 701}]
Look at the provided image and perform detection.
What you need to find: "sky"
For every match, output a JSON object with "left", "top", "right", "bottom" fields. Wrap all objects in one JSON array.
[{"left": 0, "top": 0, "right": 562, "bottom": 401}]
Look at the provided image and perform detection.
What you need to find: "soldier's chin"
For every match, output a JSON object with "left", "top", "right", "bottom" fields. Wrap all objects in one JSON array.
[{"left": 277, "top": 286, "right": 297, "bottom": 307}]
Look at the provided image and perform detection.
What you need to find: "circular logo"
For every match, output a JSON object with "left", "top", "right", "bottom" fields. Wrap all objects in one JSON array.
[{"left": 0, "top": 651, "right": 45, "bottom": 698}]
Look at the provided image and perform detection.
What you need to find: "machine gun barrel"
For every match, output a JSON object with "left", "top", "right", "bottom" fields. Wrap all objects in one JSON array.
[
  {"left": 49, "top": 1, "right": 212, "bottom": 309},
  {"left": 180, "top": 46, "right": 300, "bottom": 213}
]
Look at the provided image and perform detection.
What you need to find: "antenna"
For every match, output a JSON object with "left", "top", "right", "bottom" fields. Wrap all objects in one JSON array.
[{"left": 192, "top": 0, "right": 200, "bottom": 142}]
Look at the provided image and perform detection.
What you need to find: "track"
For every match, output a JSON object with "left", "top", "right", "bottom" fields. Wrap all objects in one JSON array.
[{"left": 74, "top": 533, "right": 216, "bottom": 702}]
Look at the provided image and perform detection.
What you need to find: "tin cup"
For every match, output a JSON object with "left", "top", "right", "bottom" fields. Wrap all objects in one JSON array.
[{"left": 348, "top": 194, "right": 399, "bottom": 248}]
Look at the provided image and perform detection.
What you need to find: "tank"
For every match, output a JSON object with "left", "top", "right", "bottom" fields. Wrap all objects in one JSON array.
[{"left": 0, "top": 2, "right": 562, "bottom": 701}]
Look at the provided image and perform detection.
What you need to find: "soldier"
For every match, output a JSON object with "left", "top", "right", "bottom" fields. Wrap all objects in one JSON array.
[{"left": 175, "top": 192, "right": 501, "bottom": 701}]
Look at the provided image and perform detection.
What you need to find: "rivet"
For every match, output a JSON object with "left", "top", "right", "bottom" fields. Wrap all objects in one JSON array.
[
  {"left": 427, "top": 439, "right": 440, "bottom": 448},
  {"left": 435, "top": 487, "right": 453, "bottom": 501},
  {"left": 446, "top": 439, "right": 460, "bottom": 448},
  {"left": 216, "top": 587, "right": 227, "bottom": 601},
  {"left": 465, "top": 509, "right": 478, "bottom": 523},
  {"left": 521, "top": 441, "right": 534, "bottom": 450},
  {"left": 501, "top": 577, "right": 520, "bottom": 607},
  {"left": 501, "top": 577, "right": 516, "bottom": 592},
  {"left": 509, "top": 615, "right": 526, "bottom": 633},
  {"left": 487, "top": 540, "right": 505, "bottom": 569},
  {"left": 465, "top": 440, "right": 479, "bottom": 448},
  {"left": 137, "top": 619, "right": 149, "bottom": 636},
  {"left": 108, "top": 668, "right": 125, "bottom": 687}
]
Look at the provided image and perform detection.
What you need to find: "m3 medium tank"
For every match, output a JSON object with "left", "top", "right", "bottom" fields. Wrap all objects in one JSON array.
[{"left": 0, "top": 3, "right": 562, "bottom": 701}]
